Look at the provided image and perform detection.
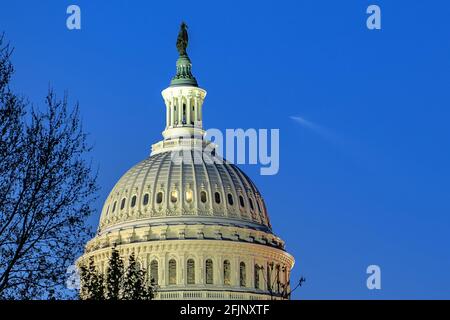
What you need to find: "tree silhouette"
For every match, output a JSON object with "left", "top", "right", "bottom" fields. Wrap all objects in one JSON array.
[
  {"left": 105, "top": 247, "right": 124, "bottom": 300},
  {"left": 0, "top": 34, "right": 98, "bottom": 299},
  {"left": 122, "top": 252, "right": 155, "bottom": 300},
  {"left": 79, "top": 257, "right": 104, "bottom": 300},
  {"left": 79, "top": 248, "right": 157, "bottom": 300},
  {"left": 257, "top": 262, "right": 305, "bottom": 300}
]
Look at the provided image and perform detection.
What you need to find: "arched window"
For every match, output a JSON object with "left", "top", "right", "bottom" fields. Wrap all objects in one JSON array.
[
  {"left": 240, "top": 262, "right": 246, "bottom": 287},
  {"left": 205, "top": 259, "right": 213, "bottom": 284},
  {"left": 187, "top": 259, "right": 195, "bottom": 285},
  {"left": 106, "top": 205, "right": 110, "bottom": 215},
  {"left": 156, "top": 192, "right": 163, "bottom": 204},
  {"left": 169, "top": 259, "right": 177, "bottom": 285},
  {"left": 227, "top": 194, "right": 234, "bottom": 206},
  {"left": 254, "top": 264, "right": 260, "bottom": 289},
  {"left": 150, "top": 260, "right": 158, "bottom": 285},
  {"left": 214, "top": 192, "right": 221, "bottom": 204},
  {"left": 131, "top": 195, "right": 136, "bottom": 208},
  {"left": 112, "top": 201, "right": 117, "bottom": 213},
  {"left": 143, "top": 193, "right": 149, "bottom": 206},
  {"left": 239, "top": 195, "right": 245, "bottom": 208},
  {"left": 120, "top": 198, "right": 126, "bottom": 210},
  {"left": 170, "top": 190, "right": 178, "bottom": 203},
  {"left": 223, "top": 260, "right": 231, "bottom": 286},
  {"left": 200, "top": 190, "right": 207, "bottom": 203},
  {"left": 249, "top": 198, "right": 254, "bottom": 211},
  {"left": 256, "top": 199, "right": 262, "bottom": 212}
]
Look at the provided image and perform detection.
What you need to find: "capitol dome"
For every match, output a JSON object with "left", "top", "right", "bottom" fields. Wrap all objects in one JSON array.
[
  {"left": 98, "top": 150, "right": 274, "bottom": 234},
  {"left": 80, "top": 24, "right": 294, "bottom": 300}
]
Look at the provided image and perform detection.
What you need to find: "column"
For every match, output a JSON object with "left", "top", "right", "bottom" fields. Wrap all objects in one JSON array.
[
  {"left": 195, "top": 257, "right": 201, "bottom": 285},
  {"left": 179, "top": 255, "right": 184, "bottom": 285},
  {"left": 213, "top": 257, "right": 220, "bottom": 285},
  {"left": 198, "top": 102, "right": 203, "bottom": 127},
  {"left": 286, "top": 267, "right": 291, "bottom": 292},
  {"left": 166, "top": 102, "right": 170, "bottom": 128},
  {"left": 163, "top": 253, "right": 168, "bottom": 286},
  {"left": 194, "top": 98, "right": 198, "bottom": 126},
  {"left": 200, "top": 254, "right": 205, "bottom": 284},
  {"left": 186, "top": 97, "right": 191, "bottom": 125},
  {"left": 218, "top": 255, "right": 224, "bottom": 285},
  {"left": 249, "top": 258, "right": 255, "bottom": 289},
  {"left": 233, "top": 257, "right": 239, "bottom": 287},
  {"left": 178, "top": 96, "right": 183, "bottom": 126},
  {"left": 171, "top": 97, "right": 175, "bottom": 126},
  {"left": 259, "top": 260, "right": 267, "bottom": 291}
]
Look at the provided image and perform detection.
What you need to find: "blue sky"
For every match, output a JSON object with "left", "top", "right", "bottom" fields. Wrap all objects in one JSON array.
[{"left": 1, "top": 0, "right": 450, "bottom": 299}]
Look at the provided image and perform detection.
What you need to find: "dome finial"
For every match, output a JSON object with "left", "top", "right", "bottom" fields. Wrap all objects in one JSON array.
[{"left": 171, "top": 21, "right": 198, "bottom": 87}]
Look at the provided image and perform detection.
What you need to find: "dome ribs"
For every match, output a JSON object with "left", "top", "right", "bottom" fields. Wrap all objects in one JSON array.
[{"left": 98, "top": 152, "right": 273, "bottom": 233}]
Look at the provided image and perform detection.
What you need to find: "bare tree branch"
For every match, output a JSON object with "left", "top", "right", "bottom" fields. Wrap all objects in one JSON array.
[{"left": 0, "top": 34, "right": 98, "bottom": 299}]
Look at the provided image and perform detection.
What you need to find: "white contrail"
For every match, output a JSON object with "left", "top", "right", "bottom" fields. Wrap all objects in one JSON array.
[{"left": 290, "top": 116, "right": 342, "bottom": 145}]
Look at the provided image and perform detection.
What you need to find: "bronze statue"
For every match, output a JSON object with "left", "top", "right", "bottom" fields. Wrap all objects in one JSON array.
[{"left": 176, "top": 22, "right": 189, "bottom": 56}]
